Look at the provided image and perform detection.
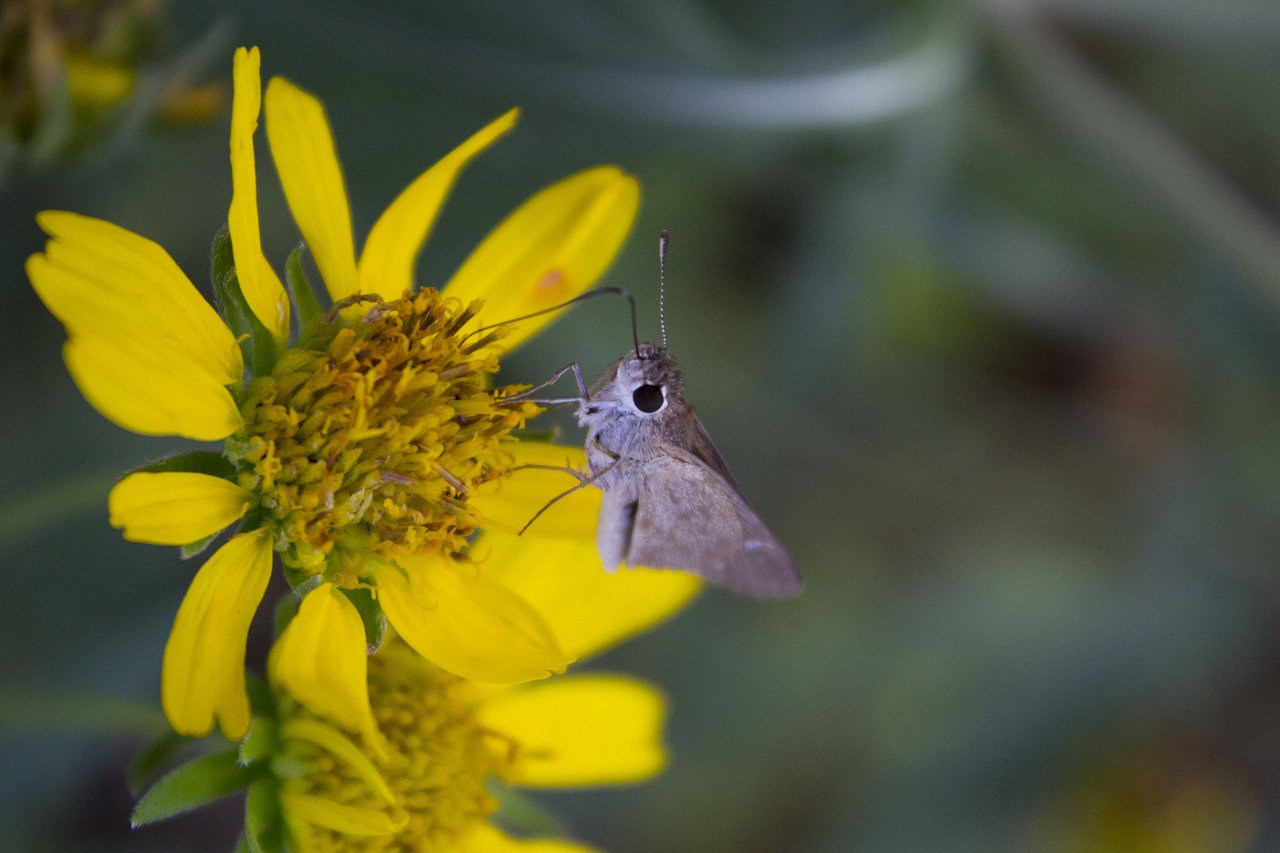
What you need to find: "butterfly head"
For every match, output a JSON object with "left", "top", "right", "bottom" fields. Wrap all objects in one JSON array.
[{"left": 595, "top": 343, "right": 683, "bottom": 417}]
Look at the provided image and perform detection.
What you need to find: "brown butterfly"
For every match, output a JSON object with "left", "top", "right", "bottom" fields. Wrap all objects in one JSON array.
[
  {"left": 576, "top": 339, "right": 802, "bottom": 598},
  {"left": 501, "top": 232, "right": 801, "bottom": 597}
]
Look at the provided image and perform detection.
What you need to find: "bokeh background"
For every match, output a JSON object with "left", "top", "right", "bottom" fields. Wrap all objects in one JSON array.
[{"left": 4, "top": 1, "right": 1280, "bottom": 850}]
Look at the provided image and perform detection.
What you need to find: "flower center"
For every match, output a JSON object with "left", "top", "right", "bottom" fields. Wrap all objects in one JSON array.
[
  {"left": 227, "top": 290, "right": 536, "bottom": 578},
  {"left": 279, "top": 638, "right": 515, "bottom": 852}
]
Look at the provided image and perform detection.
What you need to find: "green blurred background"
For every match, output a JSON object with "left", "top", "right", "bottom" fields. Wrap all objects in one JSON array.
[{"left": 4, "top": 1, "right": 1280, "bottom": 850}]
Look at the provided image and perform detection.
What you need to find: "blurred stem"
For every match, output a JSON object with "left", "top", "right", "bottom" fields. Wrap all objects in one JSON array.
[
  {"left": 1036, "top": 0, "right": 1280, "bottom": 42},
  {"left": 98, "top": 19, "right": 232, "bottom": 162},
  {"left": 522, "top": 23, "right": 974, "bottom": 129},
  {"left": 983, "top": 2, "right": 1280, "bottom": 314},
  {"left": 0, "top": 694, "right": 166, "bottom": 736},
  {"left": 0, "top": 471, "right": 117, "bottom": 552},
  {"left": 248, "top": 1, "right": 973, "bottom": 130}
]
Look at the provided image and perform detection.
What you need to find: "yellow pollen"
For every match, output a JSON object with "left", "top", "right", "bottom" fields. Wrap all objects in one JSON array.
[{"left": 227, "top": 290, "right": 538, "bottom": 579}]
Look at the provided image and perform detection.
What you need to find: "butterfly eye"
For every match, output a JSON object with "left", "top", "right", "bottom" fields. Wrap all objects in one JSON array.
[{"left": 632, "top": 384, "right": 665, "bottom": 413}]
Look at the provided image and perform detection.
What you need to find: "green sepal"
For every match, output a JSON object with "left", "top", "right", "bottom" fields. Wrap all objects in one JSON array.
[
  {"left": 245, "top": 675, "right": 276, "bottom": 720},
  {"left": 211, "top": 225, "right": 251, "bottom": 345},
  {"left": 127, "top": 730, "right": 197, "bottom": 798},
  {"left": 131, "top": 749, "right": 258, "bottom": 827},
  {"left": 132, "top": 451, "right": 236, "bottom": 479},
  {"left": 285, "top": 246, "right": 324, "bottom": 335},
  {"left": 179, "top": 532, "right": 220, "bottom": 561},
  {"left": 487, "top": 781, "right": 565, "bottom": 838},
  {"left": 282, "top": 563, "right": 323, "bottom": 599},
  {"left": 341, "top": 586, "right": 388, "bottom": 653},
  {"left": 244, "top": 777, "right": 285, "bottom": 853},
  {"left": 239, "top": 507, "right": 270, "bottom": 538},
  {"left": 239, "top": 716, "right": 278, "bottom": 765},
  {"left": 273, "top": 593, "right": 300, "bottom": 639},
  {"left": 211, "top": 224, "right": 279, "bottom": 379}
]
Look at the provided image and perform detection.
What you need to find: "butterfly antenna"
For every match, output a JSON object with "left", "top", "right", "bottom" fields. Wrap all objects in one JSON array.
[
  {"left": 459, "top": 286, "right": 638, "bottom": 351},
  {"left": 658, "top": 230, "right": 669, "bottom": 350},
  {"left": 629, "top": 293, "right": 641, "bottom": 356}
]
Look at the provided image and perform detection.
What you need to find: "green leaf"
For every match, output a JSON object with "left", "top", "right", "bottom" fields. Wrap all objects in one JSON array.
[
  {"left": 133, "top": 451, "right": 237, "bottom": 479},
  {"left": 127, "top": 730, "right": 197, "bottom": 797},
  {"left": 131, "top": 750, "right": 257, "bottom": 827},
  {"left": 285, "top": 246, "right": 323, "bottom": 333},
  {"left": 341, "top": 586, "right": 388, "bottom": 652},
  {"left": 244, "top": 778, "right": 284, "bottom": 853}
]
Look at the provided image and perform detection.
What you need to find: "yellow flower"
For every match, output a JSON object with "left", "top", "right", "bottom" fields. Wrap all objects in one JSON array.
[
  {"left": 262, "top": 536, "right": 698, "bottom": 853},
  {"left": 25, "top": 45, "right": 659, "bottom": 743}
]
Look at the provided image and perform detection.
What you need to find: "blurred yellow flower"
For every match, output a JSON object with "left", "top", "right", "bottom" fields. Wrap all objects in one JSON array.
[
  {"left": 263, "top": 537, "right": 697, "bottom": 853},
  {"left": 25, "top": 45, "right": 665, "bottom": 743},
  {"left": 1, "top": 0, "right": 225, "bottom": 166}
]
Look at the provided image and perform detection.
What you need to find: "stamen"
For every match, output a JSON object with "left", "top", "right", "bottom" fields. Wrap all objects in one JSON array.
[
  {"left": 433, "top": 464, "right": 469, "bottom": 495},
  {"left": 322, "top": 293, "right": 382, "bottom": 324},
  {"left": 228, "top": 290, "right": 540, "bottom": 578}
]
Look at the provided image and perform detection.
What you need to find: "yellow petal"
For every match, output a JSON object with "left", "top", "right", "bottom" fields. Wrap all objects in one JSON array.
[
  {"left": 269, "top": 584, "right": 380, "bottom": 747},
  {"left": 31, "top": 212, "right": 241, "bottom": 381},
  {"left": 27, "top": 213, "right": 243, "bottom": 439},
  {"left": 456, "top": 824, "right": 603, "bottom": 853},
  {"left": 476, "top": 675, "right": 667, "bottom": 787},
  {"left": 229, "top": 46, "right": 289, "bottom": 340},
  {"left": 108, "top": 472, "right": 251, "bottom": 545},
  {"left": 470, "top": 442, "right": 599, "bottom": 539},
  {"left": 60, "top": 334, "right": 242, "bottom": 440},
  {"left": 358, "top": 109, "right": 518, "bottom": 296},
  {"left": 162, "top": 530, "right": 272, "bottom": 740},
  {"left": 280, "top": 792, "right": 405, "bottom": 836},
  {"left": 265, "top": 76, "right": 357, "bottom": 300},
  {"left": 376, "top": 555, "right": 571, "bottom": 683},
  {"left": 478, "top": 533, "right": 699, "bottom": 661},
  {"left": 442, "top": 166, "right": 640, "bottom": 349}
]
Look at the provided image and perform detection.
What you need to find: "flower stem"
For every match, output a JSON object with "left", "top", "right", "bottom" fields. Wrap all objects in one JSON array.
[
  {"left": 0, "top": 471, "right": 118, "bottom": 551},
  {"left": 0, "top": 693, "right": 167, "bottom": 736}
]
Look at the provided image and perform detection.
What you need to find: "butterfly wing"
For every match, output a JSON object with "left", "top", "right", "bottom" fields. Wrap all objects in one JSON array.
[
  {"left": 596, "top": 480, "right": 639, "bottom": 573},
  {"left": 681, "top": 408, "right": 742, "bottom": 492},
  {"left": 621, "top": 450, "right": 802, "bottom": 599}
]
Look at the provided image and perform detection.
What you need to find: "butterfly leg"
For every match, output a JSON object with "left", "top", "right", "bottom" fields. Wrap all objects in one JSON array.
[
  {"left": 501, "top": 362, "right": 588, "bottom": 406},
  {"left": 515, "top": 458, "right": 620, "bottom": 535}
]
